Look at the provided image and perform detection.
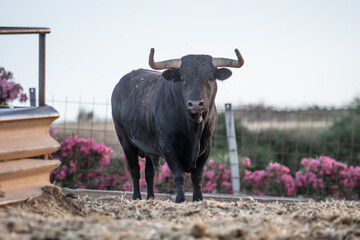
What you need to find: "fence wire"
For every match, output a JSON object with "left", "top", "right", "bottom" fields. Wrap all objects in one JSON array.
[{"left": 49, "top": 97, "right": 360, "bottom": 171}]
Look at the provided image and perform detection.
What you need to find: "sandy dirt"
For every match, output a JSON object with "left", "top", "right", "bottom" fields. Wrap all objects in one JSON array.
[{"left": 1, "top": 186, "right": 360, "bottom": 240}]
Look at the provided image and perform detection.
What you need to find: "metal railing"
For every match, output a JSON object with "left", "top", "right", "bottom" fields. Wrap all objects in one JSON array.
[{"left": 0, "top": 27, "right": 51, "bottom": 106}]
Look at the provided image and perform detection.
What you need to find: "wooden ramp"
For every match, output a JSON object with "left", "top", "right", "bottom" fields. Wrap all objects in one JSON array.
[{"left": 0, "top": 106, "right": 61, "bottom": 205}]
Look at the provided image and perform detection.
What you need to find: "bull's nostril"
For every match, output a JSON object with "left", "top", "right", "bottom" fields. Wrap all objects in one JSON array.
[{"left": 188, "top": 100, "right": 205, "bottom": 111}]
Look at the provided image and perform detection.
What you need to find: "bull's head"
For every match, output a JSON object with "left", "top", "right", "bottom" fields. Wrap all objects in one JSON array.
[{"left": 149, "top": 49, "right": 244, "bottom": 119}]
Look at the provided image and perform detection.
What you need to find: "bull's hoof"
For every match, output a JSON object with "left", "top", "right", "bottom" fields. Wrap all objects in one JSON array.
[
  {"left": 175, "top": 193, "right": 185, "bottom": 203},
  {"left": 132, "top": 193, "right": 142, "bottom": 200},
  {"left": 193, "top": 191, "right": 203, "bottom": 202},
  {"left": 147, "top": 194, "right": 155, "bottom": 200}
]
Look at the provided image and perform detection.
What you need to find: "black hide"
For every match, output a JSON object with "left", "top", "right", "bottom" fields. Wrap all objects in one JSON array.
[{"left": 111, "top": 54, "right": 231, "bottom": 203}]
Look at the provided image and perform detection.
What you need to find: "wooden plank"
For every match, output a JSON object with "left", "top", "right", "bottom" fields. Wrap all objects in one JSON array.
[
  {"left": 0, "top": 106, "right": 60, "bottom": 161},
  {"left": 0, "top": 159, "right": 60, "bottom": 205}
]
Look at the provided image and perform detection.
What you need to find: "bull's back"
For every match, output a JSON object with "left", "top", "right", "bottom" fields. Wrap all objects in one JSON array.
[
  {"left": 111, "top": 69, "right": 162, "bottom": 154},
  {"left": 112, "top": 69, "right": 160, "bottom": 103}
]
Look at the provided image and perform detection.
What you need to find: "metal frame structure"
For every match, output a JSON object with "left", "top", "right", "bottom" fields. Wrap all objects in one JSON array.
[{"left": 0, "top": 27, "right": 51, "bottom": 106}]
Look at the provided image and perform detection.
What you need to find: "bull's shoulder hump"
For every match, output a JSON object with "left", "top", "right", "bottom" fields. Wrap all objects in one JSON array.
[
  {"left": 117, "top": 69, "right": 160, "bottom": 84},
  {"left": 136, "top": 68, "right": 161, "bottom": 74},
  {"left": 128, "top": 68, "right": 162, "bottom": 78},
  {"left": 122, "top": 69, "right": 162, "bottom": 85}
]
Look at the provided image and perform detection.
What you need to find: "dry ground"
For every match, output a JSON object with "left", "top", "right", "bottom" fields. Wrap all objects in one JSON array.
[{"left": 1, "top": 186, "right": 360, "bottom": 240}]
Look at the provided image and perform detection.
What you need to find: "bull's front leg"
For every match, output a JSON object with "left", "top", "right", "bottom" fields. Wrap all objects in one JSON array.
[
  {"left": 173, "top": 171, "right": 185, "bottom": 203},
  {"left": 191, "top": 147, "right": 210, "bottom": 201},
  {"left": 165, "top": 155, "right": 185, "bottom": 203},
  {"left": 191, "top": 166, "right": 204, "bottom": 201}
]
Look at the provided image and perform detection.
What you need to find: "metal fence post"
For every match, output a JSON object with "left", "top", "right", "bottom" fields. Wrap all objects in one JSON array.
[
  {"left": 224, "top": 103, "right": 241, "bottom": 195},
  {"left": 29, "top": 88, "right": 36, "bottom": 107},
  {"left": 39, "top": 33, "right": 46, "bottom": 106}
]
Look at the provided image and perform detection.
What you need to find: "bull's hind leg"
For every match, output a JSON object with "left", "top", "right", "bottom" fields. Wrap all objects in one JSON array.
[
  {"left": 145, "top": 156, "right": 157, "bottom": 199},
  {"left": 114, "top": 122, "right": 142, "bottom": 200},
  {"left": 125, "top": 149, "right": 142, "bottom": 200}
]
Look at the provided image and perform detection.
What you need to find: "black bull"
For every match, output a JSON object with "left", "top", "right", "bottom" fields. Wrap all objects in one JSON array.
[{"left": 111, "top": 49, "right": 244, "bottom": 203}]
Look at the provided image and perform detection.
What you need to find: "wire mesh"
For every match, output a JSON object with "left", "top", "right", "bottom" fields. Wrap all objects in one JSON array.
[{"left": 49, "top": 97, "right": 360, "bottom": 171}]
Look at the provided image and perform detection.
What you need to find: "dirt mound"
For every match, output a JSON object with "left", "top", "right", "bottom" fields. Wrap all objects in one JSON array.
[{"left": 1, "top": 186, "right": 86, "bottom": 217}]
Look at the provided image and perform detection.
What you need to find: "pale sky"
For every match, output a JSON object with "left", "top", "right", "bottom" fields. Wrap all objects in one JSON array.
[{"left": 1, "top": 0, "right": 360, "bottom": 111}]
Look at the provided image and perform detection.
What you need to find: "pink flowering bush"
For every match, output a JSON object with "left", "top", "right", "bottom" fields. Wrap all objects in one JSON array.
[
  {"left": 243, "top": 156, "right": 360, "bottom": 200},
  {"left": 51, "top": 135, "right": 233, "bottom": 194},
  {"left": 201, "top": 159, "right": 233, "bottom": 194},
  {"left": 243, "top": 162, "right": 296, "bottom": 197},
  {"left": 51, "top": 135, "right": 360, "bottom": 200},
  {"left": 241, "top": 157, "right": 251, "bottom": 167},
  {"left": 0, "top": 67, "right": 27, "bottom": 105},
  {"left": 295, "top": 156, "right": 360, "bottom": 199},
  {"left": 51, "top": 135, "right": 120, "bottom": 189}
]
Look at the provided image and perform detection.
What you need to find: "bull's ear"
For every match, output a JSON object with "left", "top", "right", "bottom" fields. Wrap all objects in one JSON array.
[
  {"left": 162, "top": 69, "right": 180, "bottom": 81},
  {"left": 215, "top": 68, "right": 232, "bottom": 81}
]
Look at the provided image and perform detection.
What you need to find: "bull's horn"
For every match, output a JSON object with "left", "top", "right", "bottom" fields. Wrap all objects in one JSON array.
[
  {"left": 212, "top": 49, "right": 244, "bottom": 68},
  {"left": 149, "top": 48, "right": 182, "bottom": 70}
]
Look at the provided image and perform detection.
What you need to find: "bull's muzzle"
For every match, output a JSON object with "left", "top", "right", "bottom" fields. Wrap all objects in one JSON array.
[{"left": 187, "top": 99, "right": 205, "bottom": 113}]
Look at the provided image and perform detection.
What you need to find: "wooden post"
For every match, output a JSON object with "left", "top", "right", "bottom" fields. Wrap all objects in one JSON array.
[{"left": 225, "top": 103, "right": 241, "bottom": 195}]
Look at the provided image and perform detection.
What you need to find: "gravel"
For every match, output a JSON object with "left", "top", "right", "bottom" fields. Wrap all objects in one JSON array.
[{"left": 1, "top": 186, "right": 360, "bottom": 239}]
